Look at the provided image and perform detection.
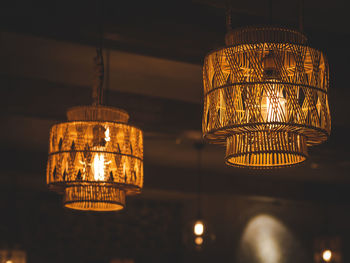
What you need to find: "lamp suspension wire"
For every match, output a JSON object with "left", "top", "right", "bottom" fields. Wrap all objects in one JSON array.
[
  {"left": 92, "top": 0, "right": 105, "bottom": 106},
  {"left": 105, "top": 48, "right": 110, "bottom": 105},
  {"left": 299, "top": 0, "right": 304, "bottom": 32},
  {"left": 226, "top": 0, "right": 232, "bottom": 32},
  {"left": 195, "top": 142, "right": 204, "bottom": 219}
]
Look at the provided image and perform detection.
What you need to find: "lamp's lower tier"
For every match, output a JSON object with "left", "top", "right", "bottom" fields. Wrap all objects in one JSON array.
[
  {"left": 63, "top": 184, "right": 126, "bottom": 211},
  {"left": 225, "top": 131, "right": 308, "bottom": 168}
]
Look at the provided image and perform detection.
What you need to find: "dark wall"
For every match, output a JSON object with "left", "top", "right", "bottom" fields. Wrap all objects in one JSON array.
[
  {"left": 184, "top": 194, "right": 350, "bottom": 263},
  {"left": 1, "top": 171, "right": 350, "bottom": 263},
  {"left": 0, "top": 180, "right": 183, "bottom": 263}
]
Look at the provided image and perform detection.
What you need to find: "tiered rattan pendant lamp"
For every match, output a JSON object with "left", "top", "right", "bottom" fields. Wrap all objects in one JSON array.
[
  {"left": 46, "top": 47, "right": 143, "bottom": 211},
  {"left": 202, "top": 11, "right": 331, "bottom": 168}
]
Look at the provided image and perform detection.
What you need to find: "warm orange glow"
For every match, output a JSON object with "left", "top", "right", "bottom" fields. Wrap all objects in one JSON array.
[
  {"left": 322, "top": 249, "right": 332, "bottom": 262},
  {"left": 195, "top": 236, "right": 203, "bottom": 246},
  {"left": 105, "top": 127, "right": 110, "bottom": 142},
  {"left": 261, "top": 88, "right": 286, "bottom": 123},
  {"left": 64, "top": 185, "right": 125, "bottom": 211},
  {"left": 6, "top": 260, "right": 13, "bottom": 263},
  {"left": 202, "top": 27, "right": 331, "bottom": 169},
  {"left": 47, "top": 106, "right": 143, "bottom": 211},
  {"left": 93, "top": 154, "right": 105, "bottom": 181},
  {"left": 194, "top": 221, "right": 204, "bottom": 236},
  {"left": 225, "top": 131, "right": 307, "bottom": 168}
]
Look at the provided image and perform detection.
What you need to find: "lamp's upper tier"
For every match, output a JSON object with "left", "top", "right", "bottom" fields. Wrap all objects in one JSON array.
[
  {"left": 225, "top": 26, "right": 308, "bottom": 46},
  {"left": 67, "top": 105, "right": 130, "bottom": 123}
]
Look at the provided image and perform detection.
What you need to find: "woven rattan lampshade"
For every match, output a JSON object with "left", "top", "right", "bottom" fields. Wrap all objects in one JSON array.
[
  {"left": 202, "top": 27, "right": 331, "bottom": 168},
  {"left": 47, "top": 105, "right": 143, "bottom": 211}
]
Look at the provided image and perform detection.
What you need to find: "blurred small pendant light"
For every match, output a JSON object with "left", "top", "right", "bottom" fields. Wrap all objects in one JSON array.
[
  {"left": 0, "top": 249, "right": 26, "bottom": 263},
  {"left": 193, "top": 142, "right": 205, "bottom": 248},
  {"left": 202, "top": 0, "right": 331, "bottom": 168},
  {"left": 46, "top": 1, "right": 143, "bottom": 211},
  {"left": 1, "top": 173, "right": 27, "bottom": 263},
  {"left": 191, "top": 142, "right": 216, "bottom": 249},
  {"left": 314, "top": 207, "right": 342, "bottom": 263},
  {"left": 314, "top": 237, "right": 342, "bottom": 263}
]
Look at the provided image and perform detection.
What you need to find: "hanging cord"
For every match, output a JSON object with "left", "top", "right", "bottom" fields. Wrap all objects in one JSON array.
[
  {"left": 324, "top": 204, "right": 331, "bottom": 236},
  {"left": 6, "top": 169, "right": 19, "bottom": 254},
  {"left": 105, "top": 48, "right": 110, "bottom": 105},
  {"left": 92, "top": 0, "right": 105, "bottom": 106},
  {"left": 194, "top": 141, "right": 204, "bottom": 219},
  {"left": 299, "top": 0, "right": 304, "bottom": 32},
  {"left": 92, "top": 48, "right": 104, "bottom": 106},
  {"left": 226, "top": 0, "right": 232, "bottom": 32}
]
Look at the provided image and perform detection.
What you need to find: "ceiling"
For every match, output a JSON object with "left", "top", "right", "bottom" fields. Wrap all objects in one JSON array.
[{"left": 1, "top": 0, "right": 350, "bottom": 204}]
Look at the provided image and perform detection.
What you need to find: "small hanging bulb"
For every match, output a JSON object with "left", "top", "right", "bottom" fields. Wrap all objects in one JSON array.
[
  {"left": 194, "top": 220, "right": 204, "bottom": 236},
  {"left": 195, "top": 236, "right": 203, "bottom": 246},
  {"left": 93, "top": 153, "right": 105, "bottom": 181},
  {"left": 322, "top": 249, "right": 332, "bottom": 262},
  {"left": 104, "top": 127, "right": 110, "bottom": 142},
  {"left": 261, "top": 52, "right": 286, "bottom": 123}
]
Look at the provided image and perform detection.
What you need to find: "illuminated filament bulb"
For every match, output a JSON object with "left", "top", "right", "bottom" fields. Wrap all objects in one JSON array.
[
  {"left": 93, "top": 154, "right": 105, "bottom": 181},
  {"left": 261, "top": 52, "right": 286, "bottom": 123},
  {"left": 261, "top": 88, "right": 286, "bottom": 122},
  {"left": 194, "top": 221, "right": 204, "bottom": 236},
  {"left": 322, "top": 249, "right": 332, "bottom": 262},
  {"left": 105, "top": 127, "right": 110, "bottom": 142}
]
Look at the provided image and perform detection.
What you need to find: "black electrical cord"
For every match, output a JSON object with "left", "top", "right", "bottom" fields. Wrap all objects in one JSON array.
[
  {"left": 93, "top": 0, "right": 105, "bottom": 106},
  {"left": 194, "top": 142, "right": 204, "bottom": 219},
  {"left": 268, "top": 0, "right": 273, "bottom": 24},
  {"left": 226, "top": 0, "right": 232, "bottom": 32}
]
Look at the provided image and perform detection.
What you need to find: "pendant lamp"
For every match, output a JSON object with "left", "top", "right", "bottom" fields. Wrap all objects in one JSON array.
[
  {"left": 46, "top": 11, "right": 143, "bottom": 210},
  {"left": 47, "top": 104, "right": 143, "bottom": 211},
  {"left": 202, "top": 6, "right": 331, "bottom": 168},
  {"left": 185, "top": 141, "right": 214, "bottom": 250},
  {"left": 193, "top": 142, "right": 205, "bottom": 248}
]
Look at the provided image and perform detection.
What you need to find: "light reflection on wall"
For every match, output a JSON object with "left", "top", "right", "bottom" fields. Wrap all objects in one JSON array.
[{"left": 238, "top": 214, "right": 306, "bottom": 263}]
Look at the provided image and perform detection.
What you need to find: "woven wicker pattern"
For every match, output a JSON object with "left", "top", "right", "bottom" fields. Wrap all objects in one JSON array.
[
  {"left": 225, "top": 131, "right": 307, "bottom": 168},
  {"left": 67, "top": 105, "right": 130, "bottom": 123},
  {"left": 225, "top": 26, "right": 308, "bottom": 46},
  {"left": 203, "top": 27, "right": 331, "bottom": 168},
  {"left": 64, "top": 185, "right": 126, "bottom": 211},
  {"left": 46, "top": 106, "right": 143, "bottom": 211}
]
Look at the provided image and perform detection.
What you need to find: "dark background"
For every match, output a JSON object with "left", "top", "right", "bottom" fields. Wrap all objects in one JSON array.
[{"left": 1, "top": 0, "right": 350, "bottom": 262}]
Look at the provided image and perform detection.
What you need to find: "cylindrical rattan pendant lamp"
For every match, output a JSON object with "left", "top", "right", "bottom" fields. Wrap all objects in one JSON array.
[
  {"left": 47, "top": 104, "right": 143, "bottom": 211},
  {"left": 202, "top": 4, "right": 331, "bottom": 169},
  {"left": 46, "top": 4, "right": 143, "bottom": 211}
]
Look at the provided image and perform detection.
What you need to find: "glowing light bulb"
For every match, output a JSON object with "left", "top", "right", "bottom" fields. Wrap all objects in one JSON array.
[
  {"left": 195, "top": 236, "right": 203, "bottom": 245},
  {"left": 93, "top": 154, "right": 105, "bottom": 181},
  {"left": 105, "top": 127, "right": 110, "bottom": 142},
  {"left": 194, "top": 221, "right": 204, "bottom": 236},
  {"left": 261, "top": 88, "right": 286, "bottom": 122},
  {"left": 322, "top": 249, "right": 332, "bottom": 262},
  {"left": 6, "top": 260, "right": 13, "bottom": 263},
  {"left": 261, "top": 53, "right": 286, "bottom": 123}
]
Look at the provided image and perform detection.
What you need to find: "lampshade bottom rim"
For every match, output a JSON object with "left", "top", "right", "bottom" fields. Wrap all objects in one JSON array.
[
  {"left": 225, "top": 153, "right": 307, "bottom": 169},
  {"left": 64, "top": 201, "right": 125, "bottom": 211},
  {"left": 63, "top": 185, "right": 126, "bottom": 212},
  {"left": 225, "top": 130, "right": 308, "bottom": 169}
]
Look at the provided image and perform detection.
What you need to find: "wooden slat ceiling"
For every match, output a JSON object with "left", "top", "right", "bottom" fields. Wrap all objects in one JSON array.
[{"left": 1, "top": 0, "right": 350, "bottom": 203}]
